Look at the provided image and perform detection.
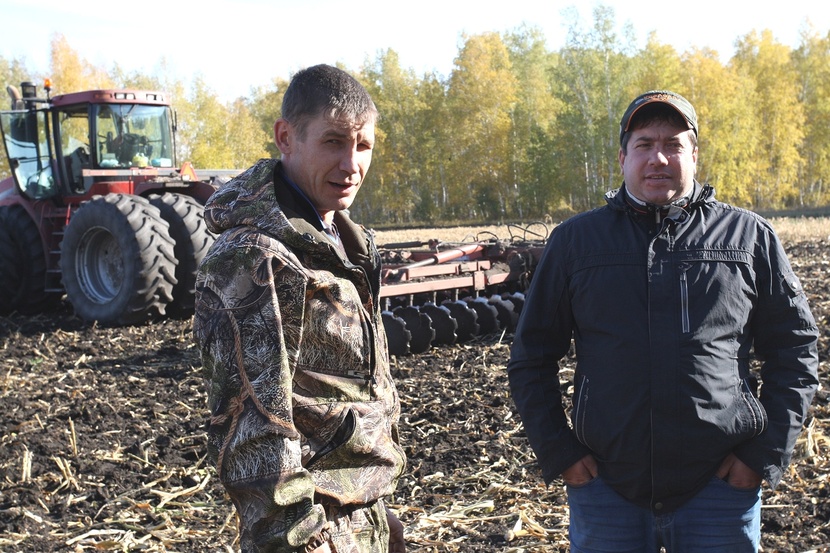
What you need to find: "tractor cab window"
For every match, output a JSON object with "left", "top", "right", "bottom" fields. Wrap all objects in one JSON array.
[
  {"left": 57, "top": 105, "right": 91, "bottom": 193},
  {"left": 0, "top": 109, "right": 57, "bottom": 200},
  {"left": 94, "top": 104, "right": 174, "bottom": 168}
]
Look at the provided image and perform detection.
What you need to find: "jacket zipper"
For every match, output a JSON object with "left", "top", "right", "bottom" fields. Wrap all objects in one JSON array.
[
  {"left": 328, "top": 240, "right": 378, "bottom": 399},
  {"left": 574, "top": 375, "right": 589, "bottom": 446},
  {"left": 679, "top": 266, "right": 690, "bottom": 333}
]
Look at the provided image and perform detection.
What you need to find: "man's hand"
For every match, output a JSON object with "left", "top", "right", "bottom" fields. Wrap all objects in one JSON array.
[
  {"left": 561, "top": 454, "right": 598, "bottom": 486},
  {"left": 386, "top": 507, "right": 406, "bottom": 552},
  {"left": 716, "top": 453, "right": 763, "bottom": 489}
]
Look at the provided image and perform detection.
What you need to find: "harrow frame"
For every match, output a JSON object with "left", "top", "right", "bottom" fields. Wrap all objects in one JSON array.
[{"left": 378, "top": 223, "right": 549, "bottom": 355}]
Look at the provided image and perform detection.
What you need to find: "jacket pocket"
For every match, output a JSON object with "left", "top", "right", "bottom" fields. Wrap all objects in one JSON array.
[
  {"left": 737, "top": 378, "right": 768, "bottom": 438},
  {"left": 306, "top": 409, "right": 357, "bottom": 469},
  {"left": 303, "top": 407, "right": 406, "bottom": 504}
]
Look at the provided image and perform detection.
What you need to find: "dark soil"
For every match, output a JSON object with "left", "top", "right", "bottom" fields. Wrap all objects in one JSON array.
[{"left": 1, "top": 240, "right": 828, "bottom": 552}]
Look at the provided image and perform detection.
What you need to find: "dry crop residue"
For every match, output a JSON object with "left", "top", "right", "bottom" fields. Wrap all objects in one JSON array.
[{"left": 1, "top": 240, "right": 828, "bottom": 552}]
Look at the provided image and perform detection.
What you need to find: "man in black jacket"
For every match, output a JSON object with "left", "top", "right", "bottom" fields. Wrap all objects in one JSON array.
[{"left": 507, "top": 90, "right": 819, "bottom": 552}]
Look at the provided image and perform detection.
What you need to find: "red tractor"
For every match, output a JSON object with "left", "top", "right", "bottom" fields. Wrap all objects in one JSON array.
[{"left": 0, "top": 80, "right": 236, "bottom": 325}]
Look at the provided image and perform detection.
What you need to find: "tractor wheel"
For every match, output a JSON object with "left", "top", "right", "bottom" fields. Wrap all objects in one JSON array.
[
  {"left": 0, "top": 205, "right": 59, "bottom": 315},
  {"left": 149, "top": 193, "right": 215, "bottom": 317},
  {"left": 0, "top": 215, "right": 20, "bottom": 314},
  {"left": 60, "top": 194, "right": 177, "bottom": 326}
]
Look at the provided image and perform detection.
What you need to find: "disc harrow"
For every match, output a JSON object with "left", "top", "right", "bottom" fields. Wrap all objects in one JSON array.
[{"left": 379, "top": 223, "right": 549, "bottom": 356}]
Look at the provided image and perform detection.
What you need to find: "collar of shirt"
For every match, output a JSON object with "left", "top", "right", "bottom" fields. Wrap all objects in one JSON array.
[
  {"left": 624, "top": 188, "right": 690, "bottom": 224},
  {"left": 279, "top": 168, "right": 339, "bottom": 235},
  {"left": 278, "top": 169, "right": 346, "bottom": 254}
]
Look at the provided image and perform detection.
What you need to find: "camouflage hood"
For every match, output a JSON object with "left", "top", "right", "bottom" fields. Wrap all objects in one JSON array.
[
  {"left": 203, "top": 158, "right": 378, "bottom": 277},
  {"left": 203, "top": 158, "right": 301, "bottom": 242}
]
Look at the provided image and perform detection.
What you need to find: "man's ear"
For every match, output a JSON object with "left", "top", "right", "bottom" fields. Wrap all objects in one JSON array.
[{"left": 274, "top": 118, "right": 292, "bottom": 155}]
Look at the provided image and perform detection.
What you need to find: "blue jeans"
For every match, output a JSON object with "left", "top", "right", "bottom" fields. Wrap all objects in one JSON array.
[{"left": 566, "top": 476, "right": 761, "bottom": 552}]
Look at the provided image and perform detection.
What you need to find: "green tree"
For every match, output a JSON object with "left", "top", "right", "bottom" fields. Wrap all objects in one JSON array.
[
  {"left": 359, "top": 50, "right": 426, "bottom": 223},
  {"left": 177, "top": 77, "right": 268, "bottom": 170},
  {"left": 551, "top": 5, "right": 636, "bottom": 211},
  {"left": 49, "top": 33, "right": 113, "bottom": 94},
  {"left": 3, "top": 25, "right": 830, "bottom": 222},
  {"left": 0, "top": 54, "right": 32, "bottom": 94},
  {"left": 504, "top": 25, "right": 562, "bottom": 220},
  {"left": 226, "top": 97, "right": 271, "bottom": 168},
  {"left": 631, "top": 33, "right": 685, "bottom": 94},
  {"left": 174, "top": 77, "right": 219, "bottom": 167},
  {"left": 732, "top": 30, "right": 804, "bottom": 207},
  {"left": 248, "top": 75, "right": 289, "bottom": 160},
  {"left": 793, "top": 27, "right": 830, "bottom": 205},
  {"left": 114, "top": 57, "right": 185, "bottom": 97},
  {"left": 445, "top": 32, "right": 518, "bottom": 220},
  {"left": 411, "top": 73, "right": 451, "bottom": 223},
  {"left": 680, "top": 48, "right": 759, "bottom": 207}
]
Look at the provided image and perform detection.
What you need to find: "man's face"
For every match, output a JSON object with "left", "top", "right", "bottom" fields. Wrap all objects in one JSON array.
[
  {"left": 619, "top": 120, "right": 698, "bottom": 206},
  {"left": 276, "top": 112, "right": 375, "bottom": 224}
]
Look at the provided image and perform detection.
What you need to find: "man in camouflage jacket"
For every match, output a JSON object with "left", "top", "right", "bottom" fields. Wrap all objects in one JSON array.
[{"left": 193, "top": 65, "right": 406, "bottom": 553}]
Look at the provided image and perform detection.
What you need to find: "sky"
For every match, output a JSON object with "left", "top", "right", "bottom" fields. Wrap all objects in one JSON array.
[{"left": 2, "top": 0, "right": 829, "bottom": 102}]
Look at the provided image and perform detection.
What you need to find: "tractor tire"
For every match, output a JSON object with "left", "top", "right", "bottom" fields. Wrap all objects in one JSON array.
[
  {"left": 60, "top": 194, "right": 178, "bottom": 326},
  {"left": 0, "top": 215, "right": 20, "bottom": 314},
  {"left": 149, "top": 193, "right": 215, "bottom": 317},
  {"left": 0, "top": 205, "right": 59, "bottom": 315}
]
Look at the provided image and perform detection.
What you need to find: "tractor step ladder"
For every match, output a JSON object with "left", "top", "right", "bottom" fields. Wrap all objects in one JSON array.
[{"left": 44, "top": 205, "right": 75, "bottom": 293}]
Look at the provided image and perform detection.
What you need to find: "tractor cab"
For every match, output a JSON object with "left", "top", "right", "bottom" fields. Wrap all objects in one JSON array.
[{"left": 1, "top": 80, "right": 177, "bottom": 201}]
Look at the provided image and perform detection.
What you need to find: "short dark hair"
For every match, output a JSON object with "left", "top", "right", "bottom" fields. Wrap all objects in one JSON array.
[
  {"left": 620, "top": 103, "right": 698, "bottom": 154},
  {"left": 281, "top": 64, "right": 377, "bottom": 139}
]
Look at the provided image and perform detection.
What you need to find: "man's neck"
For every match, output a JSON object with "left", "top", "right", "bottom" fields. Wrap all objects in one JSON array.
[{"left": 278, "top": 165, "right": 331, "bottom": 229}]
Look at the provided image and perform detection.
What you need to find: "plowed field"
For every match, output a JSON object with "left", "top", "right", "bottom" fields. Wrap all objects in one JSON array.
[{"left": 1, "top": 238, "right": 828, "bottom": 552}]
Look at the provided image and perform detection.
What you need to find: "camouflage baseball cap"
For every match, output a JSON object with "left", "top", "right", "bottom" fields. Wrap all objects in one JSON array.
[{"left": 619, "top": 90, "right": 697, "bottom": 144}]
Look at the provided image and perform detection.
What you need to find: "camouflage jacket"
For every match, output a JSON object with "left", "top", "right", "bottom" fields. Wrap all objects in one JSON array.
[{"left": 193, "top": 159, "right": 406, "bottom": 552}]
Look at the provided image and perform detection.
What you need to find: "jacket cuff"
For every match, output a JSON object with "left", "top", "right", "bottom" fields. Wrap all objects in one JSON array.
[
  {"left": 301, "top": 523, "right": 332, "bottom": 553},
  {"left": 284, "top": 502, "right": 328, "bottom": 549},
  {"left": 732, "top": 444, "right": 785, "bottom": 489},
  {"left": 539, "top": 433, "right": 592, "bottom": 485}
]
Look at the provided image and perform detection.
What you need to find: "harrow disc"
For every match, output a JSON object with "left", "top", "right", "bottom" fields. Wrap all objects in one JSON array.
[
  {"left": 504, "top": 291, "right": 525, "bottom": 315},
  {"left": 394, "top": 305, "right": 436, "bottom": 354},
  {"left": 420, "top": 303, "right": 458, "bottom": 346},
  {"left": 382, "top": 311, "right": 411, "bottom": 356},
  {"left": 465, "top": 296, "right": 500, "bottom": 335},
  {"left": 442, "top": 300, "right": 479, "bottom": 342},
  {"left": 489, "top": 296, "right": 518, "bottom": 332}
]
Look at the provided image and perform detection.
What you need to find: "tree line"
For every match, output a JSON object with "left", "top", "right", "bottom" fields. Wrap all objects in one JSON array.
[{"left": 2, "top": 6, "right": 829, "bottom": 226}]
